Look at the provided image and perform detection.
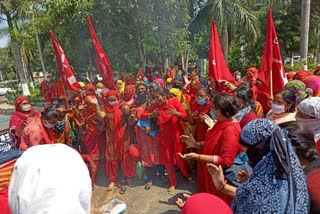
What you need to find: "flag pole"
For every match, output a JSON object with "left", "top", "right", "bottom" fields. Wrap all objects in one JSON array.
[{"left": 270, "top": 69, "right": 273, "bottom": 98}]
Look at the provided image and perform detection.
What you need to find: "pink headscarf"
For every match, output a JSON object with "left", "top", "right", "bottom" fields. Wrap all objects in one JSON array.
[{"left": 303, "top": 75, "right": 320, "bottom": 97}]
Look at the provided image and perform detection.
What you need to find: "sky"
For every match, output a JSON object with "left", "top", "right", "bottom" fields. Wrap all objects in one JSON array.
[{"left": 0, "top": 21, "right": 9, "bottom": 48}]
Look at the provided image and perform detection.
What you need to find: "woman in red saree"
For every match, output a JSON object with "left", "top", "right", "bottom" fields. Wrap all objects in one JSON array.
[
  {"left": 79, "top": 93, "right": 105, "bottom": 185},
  {"left": 9, "top": 96, "right": 40, "bottom": 148},
  {"left": 141, "top": 87, "right": 187, "bottom": 194},
  {"left": 19, "top": 108, "right": 59, "bottom": 151},
  {"left": 187, "top": 87, "right": 212, "bottom": 192},
  {"left": 180, "top": 94, "right": 241, "bottom": 205},
  {"left": 103, "top": 90, "right": 126, "bottom": 191},
  {"left": 133, "top": 91, "right": 159, "bottom": 190}
]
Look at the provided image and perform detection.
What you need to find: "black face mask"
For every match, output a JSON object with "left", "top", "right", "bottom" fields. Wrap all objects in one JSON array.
[
  {"left": 243, "top": 138, "right": 270, "bottom": 167},
  {"left": 134, "top": 91, "right": 149, "bottom": 106},
  {"left": 172, "top": 83, "right": 183, "bottom": 89}
]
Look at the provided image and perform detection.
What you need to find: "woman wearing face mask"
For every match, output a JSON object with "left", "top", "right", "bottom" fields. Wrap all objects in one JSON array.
[
  {"left": 233, "top": 71, "right": 243, "bottom": 86},
  {"left": 208, "top": 119, "right": 310, "bottom": 213},
  {"left": 179, "top": 94, "right": 241, "bottom": 205},
  {"left": 51, "top": 103, "right": 73, "bottom": 146},
  {"left": 296, "top": 97, "right": 320, "bottom": 154},
  {"left": 103, "top": 90, "right": 126, "bottom": 191},
  {"left": 121, "top": 85, "right": 135, "bottom": 107},
  {"left": 141, "top": 87, "right": 187, "bottom": 194},
  {"left": 9, "top": 96, "right": 40, "bottom": 148},
  {"left": 266, "top": 90, "right": 297, "bottom": 124},
  {"left": 233, "top": 83, "right": 258, "bottom": 128},
  {"left": 19, "top": 108, "right": 59, "bottom": 151}
]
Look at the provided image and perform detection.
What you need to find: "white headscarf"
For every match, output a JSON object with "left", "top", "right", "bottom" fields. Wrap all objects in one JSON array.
[{"left": 9, "top": 144, "right": 92, "bottom": 214}]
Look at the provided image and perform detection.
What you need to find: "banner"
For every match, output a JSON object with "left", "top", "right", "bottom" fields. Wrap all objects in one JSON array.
[
  {"left": 258, "top": 9, "right": 287, "bottom": 95},
  {"left": 49, "top": 31, "right": 80, "bottom": 92},
  {"left": 208, "top": 21, "right": 234, "bottom": 83},
  {"left": 87, "top": 16, "right": 116, "bottom": 89}
]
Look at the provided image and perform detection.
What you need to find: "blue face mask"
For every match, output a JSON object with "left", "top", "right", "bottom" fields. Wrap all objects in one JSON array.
[
  {"left": 55, "top": 120, "right": 66, "bottom": 132},
  {"left": 210, "top": 111, "right": 216, "bottom": 120},
  {"left": 197, "top": 97, "right": 207, "bottom": 105}
]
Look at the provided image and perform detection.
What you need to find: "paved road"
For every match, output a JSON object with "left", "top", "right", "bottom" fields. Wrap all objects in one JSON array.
[
  {"left": 0, "top": 115, "right": 10, "bottom": 131},
  {"left": 92, "top": 166, "right": 197, "bottom": 214}
]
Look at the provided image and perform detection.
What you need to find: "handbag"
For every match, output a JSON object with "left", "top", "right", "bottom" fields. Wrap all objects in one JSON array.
[{"left": 224, "top": 152, "right": 253, "bottom": 187}]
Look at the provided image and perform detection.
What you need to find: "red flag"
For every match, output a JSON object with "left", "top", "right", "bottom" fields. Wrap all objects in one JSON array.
[
  {"left": 49, "top": 31, "right": 80, "bottom": 92},
  {"left": 258, "top": 9, "right": 287, "bottom": 95},
  {"left": 208, "top": 21, "right": 234, "bottom": 83},
  {"left": 87, "top": 16, "right": 116, "bottom": 89}
]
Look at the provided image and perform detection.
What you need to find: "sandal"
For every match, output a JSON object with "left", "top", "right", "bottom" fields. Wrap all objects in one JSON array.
[
  {"left": 119, "top": 185, "right": 127, "bottom": 194},
  {"left": 126, "top": 178, "right": 134, "bottom": 187},
  {"left": 144, "top": 182, "right": 152, "bottom": 190},
  {"left": 167, "top": 186, "right": 175, "bottom": 195},
  {"left": 106, "top": 182, "right": 115, "bottom": 191}
]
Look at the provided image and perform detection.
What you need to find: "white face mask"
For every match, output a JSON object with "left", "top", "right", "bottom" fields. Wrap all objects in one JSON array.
[
  {"left": 43, "top": 120, "right": 55, "bottom": 129},
  {"left": 96, "top": 89, "right": 102, "bottom": 94},
  {"left": 108, "top": 101, "right": 118, "bottom": 107},
  {"left": 21, "top": 104, "right": 31, "bottom": 112},
  {"left": 272, "top": 103, "right": 285, "bottom": 114},
  {"left": 235, "top": 74, "right": 241, "bottom": 81}
]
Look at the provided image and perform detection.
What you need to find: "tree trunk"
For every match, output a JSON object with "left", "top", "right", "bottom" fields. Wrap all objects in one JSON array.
[
  {"left": 290, "top": 51, "right": 294, "bottom": 67},
  {"left": 12, "top": 42, "right": 30, "bottom": 96},
  {"left": 131, "top": 1, "right": 146, "bottom": 72},
  {"left": 300, "top": 0, "right": 311, "bottom": 70},
  {"left": 221, "top": 24, "right": 229, "bottom": 62}
]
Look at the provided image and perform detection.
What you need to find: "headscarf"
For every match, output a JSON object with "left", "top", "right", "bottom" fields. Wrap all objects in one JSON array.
[
  {"left": 122, "top": 85, "right": 135, "bottom": 102},
  {"left": 95, "top": 82, "right": 105, "bottom": 89},
  {"left": 245, "top": 67, "right": 259, "bottom": 82},
  {"left": 286, "top": 71, "right": 296, "bottom": 81},
  {"left": 84, "top": 83, "right": 96, "bottom": 92},
  {"left": 9, "top": 144, "right": 92, "bottom": 214},
  {"left": 14, "top": 96, "right": 29, "bottom": 111},
  {"left": 297, "top": 97, "right": 320, "bottom": 142},
  {"left": 232, "top": 119, "right": 310, "bottom": 213},
  {"left": 136, "top": 67, "right": 145, "bottom": 81},
  {"left": 169, "top": 88, "right": 191, "bottom": 113},
  {"left": 233, "top": 71, "right": 243, "bottom": 85},
  {"left": 294, "top": 70, "right": 312, "bottom": 81},
  {"left": 284, "top": 80, "right": 312, "bottom": 103},
  {"left": 303, "top": 75, "right": 320, "bottom": 97},
  {"left": 181, "top": 193, "right": 233, "bottom": 214},
  {"left": 154, "top": 78, "right": 164, "bottom": 87},
  {"left": 116, "top": 80, "right": 125, "bottom": 94}
]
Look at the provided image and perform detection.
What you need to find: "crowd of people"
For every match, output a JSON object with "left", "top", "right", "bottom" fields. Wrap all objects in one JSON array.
[{"left": 1, "top": 63, "right": 320, "bottom": 213}]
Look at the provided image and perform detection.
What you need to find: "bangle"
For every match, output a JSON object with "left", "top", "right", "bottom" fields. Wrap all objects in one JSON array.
[{"left": 217, "top": 180, "right": 227, "bottom": 191}]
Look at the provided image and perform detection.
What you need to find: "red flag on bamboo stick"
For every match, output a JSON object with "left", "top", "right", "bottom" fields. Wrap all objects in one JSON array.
[
  {"left": 258, "top": 9, "right": 287, "bottom": 95},
  {"left": 208, "top": 21, "right": 234, "bottom": 83},
  {"left": 49, "top": 31, "right": 80, "bottom": 92},
  {"left": 87, "top": 16, "right": 116, "bottom": 89}
]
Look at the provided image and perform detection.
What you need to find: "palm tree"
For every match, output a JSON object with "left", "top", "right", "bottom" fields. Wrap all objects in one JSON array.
[
  {"left": 300, "top": 0, "right": 311, "bottom": 69},
  {"left": 192, "top": 0, "right": 261, "bottom": 59},
  {"left": 0, "top": 0, "right": 33, "bottom": 95}
]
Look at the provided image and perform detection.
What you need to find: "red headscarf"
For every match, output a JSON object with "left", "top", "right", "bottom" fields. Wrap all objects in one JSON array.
[
  {"left": 14, "top": 96, "right": 29, "bottom": 111},
  {"left": 286, "top": 71, "right": 296, "bottom": 81},
  {"left": 295, "top": 70, "right": 312, "bottom": 81},
  {"left": 84, "top": 84, "right": 96, "bottom": 92},
  {"left": 181, "top": 193, "right": 233, "bottom": 214},
  {"left": 122, "top": 85, "right": 135, "bottom": 102},
  {"left": 246, "top": 67, "right": 259, "bottom": 82},
  {"left": 136, "top": 68, "right": 145, "bottom": 81}
]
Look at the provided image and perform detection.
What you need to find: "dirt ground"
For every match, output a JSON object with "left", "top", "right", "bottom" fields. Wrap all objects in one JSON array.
[{"left": 91, "top": 165, "right": 197, "bottom": 214}]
